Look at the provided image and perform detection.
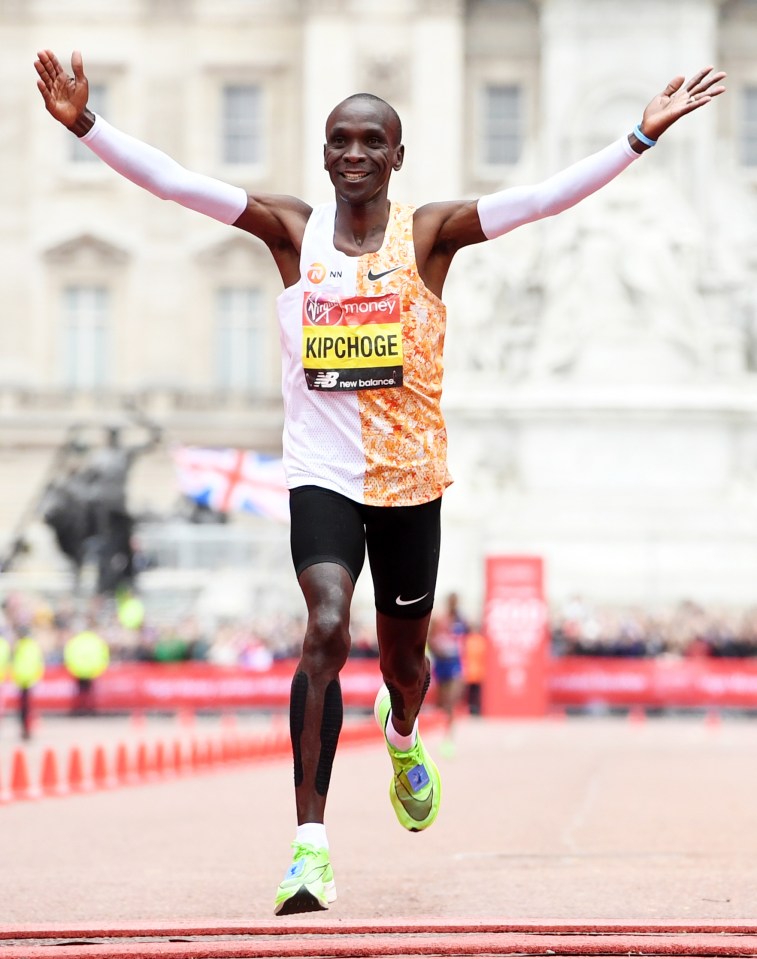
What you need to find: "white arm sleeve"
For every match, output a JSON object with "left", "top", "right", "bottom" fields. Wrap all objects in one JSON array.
[
  {"left": 477, "top": 135, "right": 639, "bottom": 240},
  {"left": 81, "top": 114, "right": 248, "bottom": 225}
]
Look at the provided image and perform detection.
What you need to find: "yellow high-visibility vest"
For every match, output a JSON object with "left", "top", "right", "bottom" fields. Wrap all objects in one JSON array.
[
  {"left": 0, "top": 636, "right": 10, "bottom": 682},
  {"left": 64, "top": 630, "right": 110, "bottom": 680},
  {"left": 11, "top": 636, "right": 45, "bottom": 689},
  {"left": 117, "top": 595, "right": 145, "bottom": 631}
]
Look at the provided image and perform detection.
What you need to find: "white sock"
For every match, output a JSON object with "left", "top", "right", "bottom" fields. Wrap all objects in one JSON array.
[
  {"left": 296, "top": 822, "right": 328, "bottom": 850},
  {"left": 386, "top": 712, "right": 418, "bottom": 752}
]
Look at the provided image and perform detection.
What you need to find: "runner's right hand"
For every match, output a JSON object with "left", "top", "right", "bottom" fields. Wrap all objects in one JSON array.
[{"left": 35, "top": 49, "right": 89, "bottom": 128}]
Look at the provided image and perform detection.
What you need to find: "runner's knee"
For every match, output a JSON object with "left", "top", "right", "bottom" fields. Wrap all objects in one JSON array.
[{"left": 302, "top": 604, "right": 351, "bottom": 670}]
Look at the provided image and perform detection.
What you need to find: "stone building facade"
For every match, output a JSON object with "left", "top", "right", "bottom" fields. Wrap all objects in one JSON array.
[{"left": 1, "top": 0, "right": 757, "bottom": 616}]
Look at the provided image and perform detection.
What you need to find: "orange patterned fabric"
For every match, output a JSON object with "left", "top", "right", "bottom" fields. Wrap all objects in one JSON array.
[
  {"left": 277, "top": 201, "right": 452, "bottom": 507},
  {"left": 355, "top": 203, "right": 452, "bottom": 506}
]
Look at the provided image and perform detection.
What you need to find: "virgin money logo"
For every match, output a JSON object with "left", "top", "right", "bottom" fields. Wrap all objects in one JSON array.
[
  {"left": 307, "top": 262, "right": 327, "bottom": 284},
  {"left": 304, "top": 294, "right": 343, "bottom": 326}
]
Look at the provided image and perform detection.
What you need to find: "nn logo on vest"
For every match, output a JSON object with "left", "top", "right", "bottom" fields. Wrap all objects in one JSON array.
[{"left": 307, "top": 262, "right": 342, "bottom": 284}]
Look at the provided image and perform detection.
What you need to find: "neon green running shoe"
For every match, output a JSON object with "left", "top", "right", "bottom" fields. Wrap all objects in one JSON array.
[
  {"left": 373, "top": 683, "right": 441, "bottom": 832},
  {"left": 273, "top": 842, "right": 336, "bottom": 916}
]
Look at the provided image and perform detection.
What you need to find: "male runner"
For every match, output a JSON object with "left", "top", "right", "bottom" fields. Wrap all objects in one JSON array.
[
  {"left": 428, "top": 592, "right": 469, "bottom": 756},
  {"left": 35, "top": 49, "right": 725, "bottom": 915}
]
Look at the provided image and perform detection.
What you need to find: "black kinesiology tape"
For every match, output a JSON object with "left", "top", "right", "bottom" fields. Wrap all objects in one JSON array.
[
  {"left": 386, "top": 664, "right": 430, "bottom": 724},
  {"left": 386, "top": 680, "right": 405, "bottom": 722},
  {"left": 421, "top": 660, "right": 431, "bottom": 703},
  {"left": 290, "top": 670, "right": 308, "bottom": 787},
  {"left": 315, "top": 679, "right": 343, "bottom": 797}
]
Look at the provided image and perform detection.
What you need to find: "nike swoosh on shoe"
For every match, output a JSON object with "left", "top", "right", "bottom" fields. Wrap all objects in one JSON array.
[{"left": 394, "top": 779, "right": 434, "bottom": 822}]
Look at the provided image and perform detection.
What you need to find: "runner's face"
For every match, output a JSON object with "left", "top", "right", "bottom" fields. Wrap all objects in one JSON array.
[{"left": 324, "top": 99, "right": 404, "bottom": 203}]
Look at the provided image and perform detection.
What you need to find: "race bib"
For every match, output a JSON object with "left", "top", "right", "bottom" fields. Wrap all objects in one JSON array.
[{"left": 302, "top": 292, "right": 403, "bottom": 391}]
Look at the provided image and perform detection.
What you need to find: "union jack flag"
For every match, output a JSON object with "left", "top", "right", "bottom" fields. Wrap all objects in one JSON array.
[{"left": 172, "top": 447, "right": 289, "bottom": 523}]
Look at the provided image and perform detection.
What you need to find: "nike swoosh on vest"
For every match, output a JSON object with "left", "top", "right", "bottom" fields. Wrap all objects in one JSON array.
[{"left": 367, "top": 265, "right": 404, "bottom": 282}]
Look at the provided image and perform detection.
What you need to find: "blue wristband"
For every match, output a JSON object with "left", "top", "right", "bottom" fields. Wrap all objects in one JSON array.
[{"left": 633, "top": 123, "right": 657, "bottom": 147}]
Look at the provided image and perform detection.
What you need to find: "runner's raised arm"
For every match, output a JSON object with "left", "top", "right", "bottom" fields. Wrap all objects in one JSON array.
[{"left": 34, "top": 48, "right": 309, "bottom": 286}]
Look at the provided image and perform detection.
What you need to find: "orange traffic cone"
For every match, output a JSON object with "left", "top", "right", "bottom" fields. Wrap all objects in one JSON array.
[
  {"left": 153, "top": 741, "right": 166, "bottom": 777},
  {"left": 706, "top": 708, "right": 722, "bottom": 729},
  {"left": 114, "top": 742, "right": 131, "bottom": 785},
  {"left": 171, "top": 739, "right": 184, "bottom": 775},
  {"left": 628, "top": 705, "right": 646, "bottom": 725},
  {"left": 40, "top": 748, "right": 67, "bottom": 797},
  {"left": 67, "top": 745, "right": 91, "bottom": 793},
  {"left": 92, "top": 744, "right": 111, "bottom": 790},
  {"left": 135, "top": 741, "right": 151, "bottom": 781},
  {"left": 189, "top": 738, "right": 202, "bottom": 771},
  {"left": 11, "top": 749, "right": 40, "bottom": 801},
  {"left": 177, "top": 708, "right": 195, "bottom": 729}
]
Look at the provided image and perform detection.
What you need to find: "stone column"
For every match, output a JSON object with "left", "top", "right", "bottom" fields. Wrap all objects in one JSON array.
[
  {"left": 301, "top": 0, "right": 358, "bottom": 204},
  {"left": 408, "top": 0, "right": 465, "bottom": 202}
]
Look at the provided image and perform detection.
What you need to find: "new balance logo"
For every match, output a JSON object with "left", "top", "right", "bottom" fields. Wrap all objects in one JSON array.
[{"left": 313, "top": 371, "right": 339, "bottom": 388}]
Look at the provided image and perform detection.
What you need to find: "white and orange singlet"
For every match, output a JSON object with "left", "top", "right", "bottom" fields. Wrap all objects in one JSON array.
[{"left": 276, "top": 202, "right": 452, "bottom": 507}]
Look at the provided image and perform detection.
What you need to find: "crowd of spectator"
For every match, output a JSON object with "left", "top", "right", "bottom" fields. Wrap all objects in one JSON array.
[
  {"left": 551, "top": 596, "right": 757, "bottom": 658},
  {"left": 0, "top": 589, "right": 380, "bottom": 669},
  {"left": 5, "top": 589, "right": 757, "bottom": 667}
]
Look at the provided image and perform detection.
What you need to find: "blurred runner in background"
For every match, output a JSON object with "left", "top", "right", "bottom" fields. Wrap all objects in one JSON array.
[{"left": 428, "top": 592, "right": 469, "bottom": 756}]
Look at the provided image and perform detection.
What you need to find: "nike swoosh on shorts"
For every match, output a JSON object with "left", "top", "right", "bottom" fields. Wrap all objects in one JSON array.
[{"left": 395, "top": 592, "right": 429, "bottom": 606}]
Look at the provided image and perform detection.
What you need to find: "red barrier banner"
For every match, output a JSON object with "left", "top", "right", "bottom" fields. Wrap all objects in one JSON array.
[
  {"left": 6, "top": 654, "right": 757, "bottom": 715},
  {"left": 0, "top": 659, "right": 383, "bottom": 713},
  {"left": 482, "top": 555, "right": 549, "bottom": 717},
  {"left": 549, "top": 657, "right": 757, "bottom": 709}
]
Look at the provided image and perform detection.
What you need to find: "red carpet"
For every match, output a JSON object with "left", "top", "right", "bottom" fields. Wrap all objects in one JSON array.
[{"left": 2, "top": 921, "right": 757, "bottom": 958}]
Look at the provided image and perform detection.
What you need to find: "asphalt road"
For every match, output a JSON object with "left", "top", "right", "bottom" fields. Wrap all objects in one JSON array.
[{"left": 1, "top": 711, "right": 756, "bottom": 926}]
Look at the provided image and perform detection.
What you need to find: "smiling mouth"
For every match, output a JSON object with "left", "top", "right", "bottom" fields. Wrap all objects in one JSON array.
[{"left": 342, "top": 171, "right": 369, "bottom": 181}]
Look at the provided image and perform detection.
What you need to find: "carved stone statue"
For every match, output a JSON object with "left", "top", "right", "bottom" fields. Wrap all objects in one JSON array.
[{"left": 41, "top": 419, "right": 161, "bottom": 594}]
